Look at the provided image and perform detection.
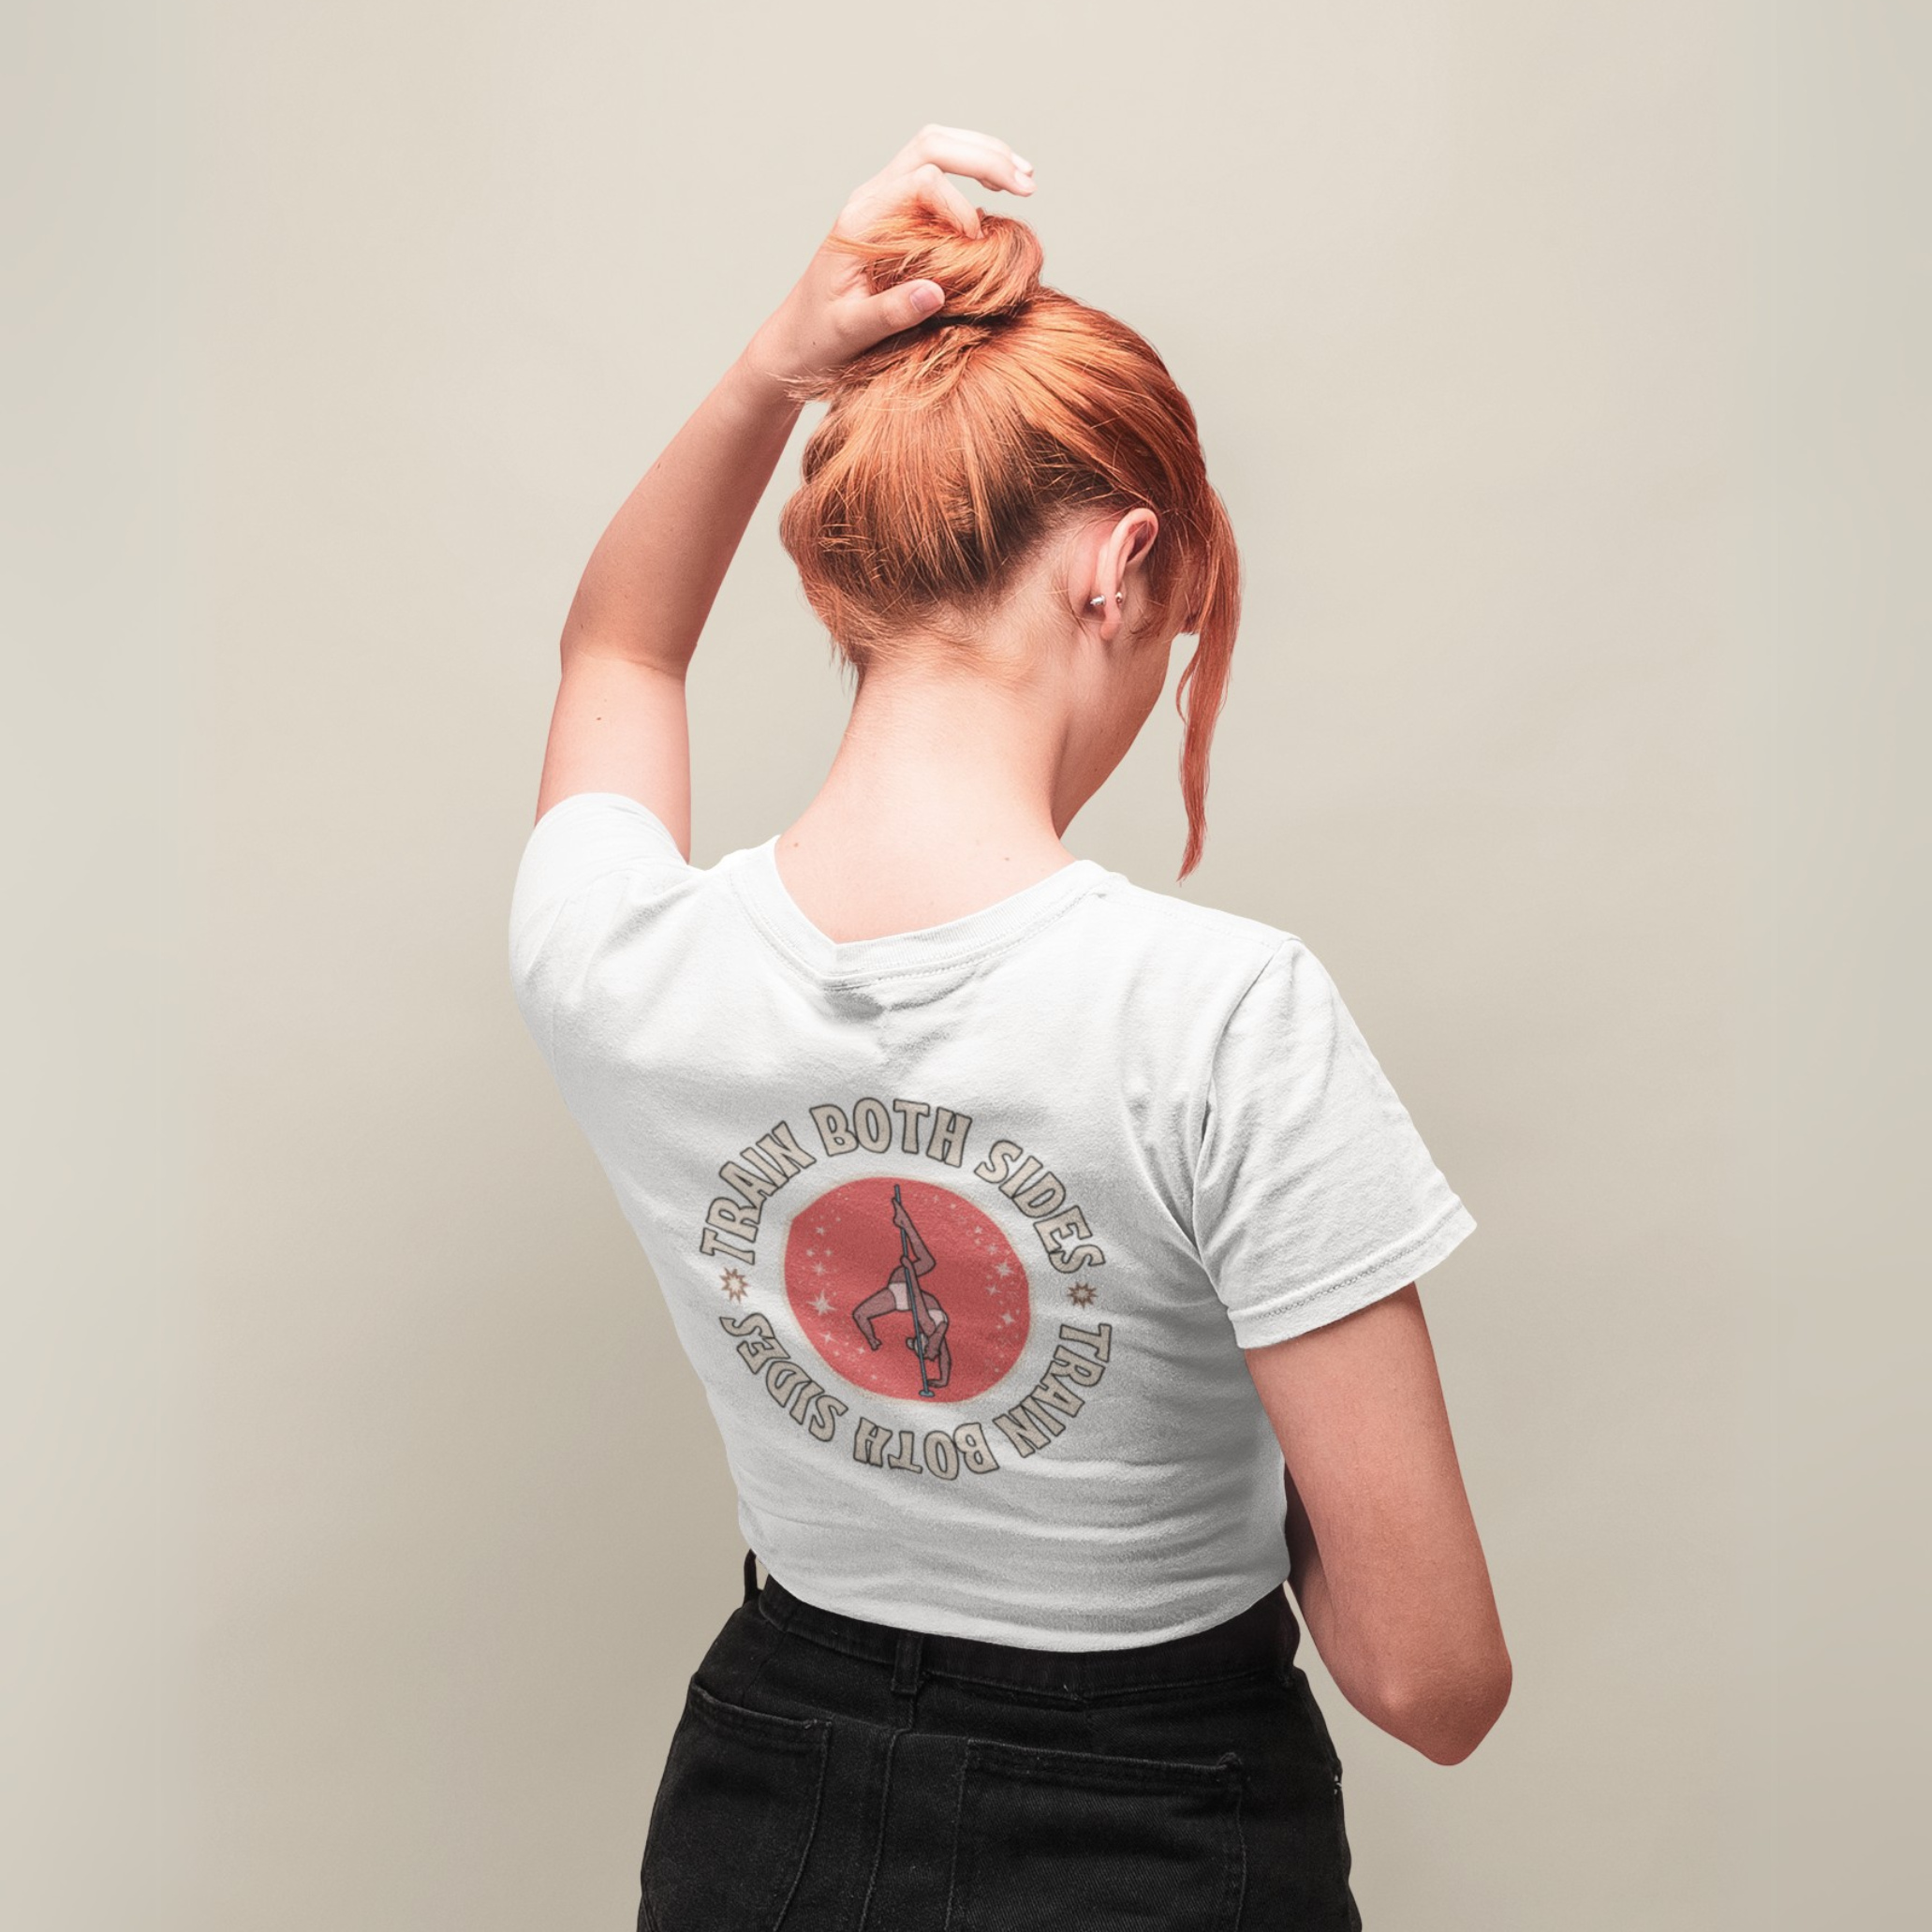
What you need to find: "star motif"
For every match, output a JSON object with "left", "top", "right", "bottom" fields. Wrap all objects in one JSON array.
[
  {"left": 1067, "top": 1277, "right": 1098, "bottom": 1307},
  {"left": 719, "top": 1267, "right": 750, "bottom": 1302},
  {"left": 809, "top": 1290, "right": 834, "bottom": 1316},
  {"left": 995, "top": 1261, "right": 1013, "bottom": 1278}
]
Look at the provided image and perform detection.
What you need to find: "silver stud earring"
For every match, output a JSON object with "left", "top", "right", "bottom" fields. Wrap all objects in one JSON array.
[{"left": 1086, "top": 593, "right": 1125, "bottom": 612}]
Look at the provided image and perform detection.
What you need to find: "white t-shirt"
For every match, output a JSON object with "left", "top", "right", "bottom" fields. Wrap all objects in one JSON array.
[{"left": 509, "top": 791, "right": 1474, "bottom": 1649}]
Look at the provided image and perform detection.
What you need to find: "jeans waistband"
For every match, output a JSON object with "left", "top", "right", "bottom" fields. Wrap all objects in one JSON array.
[{"left": 744, "top": 1548, "right": 1297, "bottom": 1698}]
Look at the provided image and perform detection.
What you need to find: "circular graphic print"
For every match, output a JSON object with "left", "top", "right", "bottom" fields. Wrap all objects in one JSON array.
[{"left": 784, "top": 1175, "right": 1030, "bottom": 1403}]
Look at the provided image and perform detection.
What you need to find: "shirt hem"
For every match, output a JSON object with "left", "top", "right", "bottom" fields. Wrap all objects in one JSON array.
[{"left": 756, "top": 1560, "right": 1297, "bottom": 1653}]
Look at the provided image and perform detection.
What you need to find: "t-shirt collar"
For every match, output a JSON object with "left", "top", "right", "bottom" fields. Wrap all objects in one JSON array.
[{"left": 730, "top": 836, "right": 1107, "bottom": 986}]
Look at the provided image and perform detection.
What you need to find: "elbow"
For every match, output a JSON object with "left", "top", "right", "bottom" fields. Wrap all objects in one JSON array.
[{"left": 1371, "top": 1644, "right": 1512, "bottom": 1766}]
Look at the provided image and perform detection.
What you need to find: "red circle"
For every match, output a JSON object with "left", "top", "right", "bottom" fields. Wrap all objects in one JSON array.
[{"left": 783, "top": 1175, "right": 1030, "bottom": 1403}]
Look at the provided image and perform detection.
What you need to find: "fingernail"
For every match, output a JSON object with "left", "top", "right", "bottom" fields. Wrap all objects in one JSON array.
[{"left": 911, "top": 283, "right": 944, "bottom": 316}]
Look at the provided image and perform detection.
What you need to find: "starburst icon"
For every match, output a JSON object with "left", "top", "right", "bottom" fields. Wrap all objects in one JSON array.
[
  {"left": 719, "top": 1267, "right": 749, "bottom": 1302},
  {"left": 1066, "top": 1277, "right": 1098, "bottom": 1307}
]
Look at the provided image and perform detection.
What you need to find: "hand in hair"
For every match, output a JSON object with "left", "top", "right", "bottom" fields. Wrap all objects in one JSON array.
[
  {"left": 743, "top": 125, "right": 1035, "bottom": 398},
  {"left": 534, "top": 128, "right": 1041, "bottom": 845}
]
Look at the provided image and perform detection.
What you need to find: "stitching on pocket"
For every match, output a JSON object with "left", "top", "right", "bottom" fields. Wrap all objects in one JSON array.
[
  {"left": 947, "top": 1735, "right": 1246, "bottom": 1931},
  {"left": 1228, "top": 1766, "right": 1249, "bottom": 1930},
  {"left": 640, "top": 1678, "right": 831, "bottom": 1932},
  {"left": 963, "top": 1732, "right": 1249, "bottom": 1792},
  {"left": 685, "top": 1675, "right": 828, "bottom": 1748}
]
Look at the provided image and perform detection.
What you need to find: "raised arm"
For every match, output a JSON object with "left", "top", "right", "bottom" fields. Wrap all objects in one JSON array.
[
  {"left": 533, "top": 125, "right": 1038, "bottom": 848},
  {"left": 1246, "top": 1284, "right": 1512, "bottom": 1764}
]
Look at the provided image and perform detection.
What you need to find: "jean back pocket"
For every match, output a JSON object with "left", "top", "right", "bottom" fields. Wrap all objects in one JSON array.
[
  {"left": 945, "top": 1734, "right": 1246, "bottom": 1931},
  {"left": 639, "top": 1677, "right": 830, "bottom": 1932}
]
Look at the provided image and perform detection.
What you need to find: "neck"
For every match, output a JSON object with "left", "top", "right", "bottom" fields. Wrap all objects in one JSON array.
[{"left": 786, "top": 656, "right": 1077, "bottom": 870}]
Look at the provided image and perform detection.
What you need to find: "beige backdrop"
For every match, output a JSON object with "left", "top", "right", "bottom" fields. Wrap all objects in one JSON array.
[{"left": 6, "top": 2, "right": 1925, "bottom": 1926}]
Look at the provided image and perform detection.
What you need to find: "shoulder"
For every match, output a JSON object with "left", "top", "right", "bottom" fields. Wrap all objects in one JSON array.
[
  {"left": 1083, "top": 871, "right": 1307, "bottom": 1006},
  {"left": 511, "top": 791, "right": 696, "bottom": 929},
  {"left": 508, "top": 790, "right": 705, "bottom": 1010},
  {"left": 1066, "top": 873, "right": 1351, "bottom": 1078}
]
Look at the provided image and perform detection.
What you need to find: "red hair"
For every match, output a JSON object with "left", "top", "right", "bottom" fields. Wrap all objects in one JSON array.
[{"left": 776, "top": 208, "right": 1244, "bottom": 879}]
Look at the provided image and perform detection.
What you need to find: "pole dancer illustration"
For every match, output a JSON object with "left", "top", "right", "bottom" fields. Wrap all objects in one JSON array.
[{"left": 850, "top": 1185, "right": 951, "bottom": 1395}]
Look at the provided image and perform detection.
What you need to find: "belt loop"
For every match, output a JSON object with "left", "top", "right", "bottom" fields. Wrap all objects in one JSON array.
[
  {"left": 742, "top": 1548, "right": 760, "bottom": 1605},
  {"left": 890, "top": 1627, "right": 924, "bottom": 1719}
]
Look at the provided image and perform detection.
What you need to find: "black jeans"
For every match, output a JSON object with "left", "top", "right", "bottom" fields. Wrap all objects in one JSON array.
[{"left": 636, "top": 1549, "right": 1363, "bottom": 1931}]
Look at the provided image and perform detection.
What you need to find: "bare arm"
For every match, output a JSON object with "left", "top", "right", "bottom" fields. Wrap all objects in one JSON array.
[
  {"left": 1246, "top": 1283, "right": 1512, "bottom": 1764},
  {"left": 532, "top": 126, "right": 1037, "bottom": 846},
  {"left": 533, "top": 361, "right": 802, "bottom": 850}
]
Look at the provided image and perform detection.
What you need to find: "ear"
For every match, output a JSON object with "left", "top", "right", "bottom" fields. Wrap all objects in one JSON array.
[
  {"left": 1078, "top": 509, "right": 1161, "bottom": 644},
  {"left": 1111, "top": 508, "right": 1159, "bottom": 578}
]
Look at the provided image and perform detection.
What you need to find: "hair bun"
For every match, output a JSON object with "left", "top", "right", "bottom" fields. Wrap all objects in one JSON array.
[
  {"left": 830, "top": 207, "right": 1045, "bottom": 327},
  {"left": 780, "top": 201, "right": 1242, "bottom": 880}
]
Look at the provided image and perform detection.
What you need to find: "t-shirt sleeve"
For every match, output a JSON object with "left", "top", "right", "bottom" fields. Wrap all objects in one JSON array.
[
  {"left": 507, "top": 790, "right": 692, "bottom": 1072},
  {"left": 1190, "top": 938, "right": 1475, "bottom": 1349}
]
